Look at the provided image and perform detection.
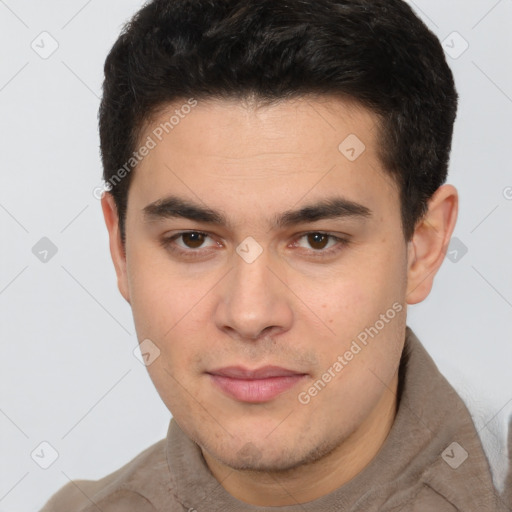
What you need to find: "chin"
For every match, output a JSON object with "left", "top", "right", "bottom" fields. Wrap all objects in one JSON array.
[
  {"left": 223, "top": 449, "right": 302, "bottom": 473},
  {"left": 204, "top": 435, "right": 320, "bottom": 474}
]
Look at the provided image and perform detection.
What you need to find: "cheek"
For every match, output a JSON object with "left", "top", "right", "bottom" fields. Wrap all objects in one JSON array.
[
  {"left": 126, "top": 242, "right": 199, "bottom": 336},
  {"left": 126, "top": 244, "right": 216, "bottom": 376},
  {"left": 322, "top": 260, "right": 403, "bottom": 327},
  {"left": 310, "top": 242, "right": 407, "bottom": 358}
]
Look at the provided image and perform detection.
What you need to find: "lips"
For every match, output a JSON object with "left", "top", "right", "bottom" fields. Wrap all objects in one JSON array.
[{"left": 207, "top": 365, "right": 307, "bottom": 403}]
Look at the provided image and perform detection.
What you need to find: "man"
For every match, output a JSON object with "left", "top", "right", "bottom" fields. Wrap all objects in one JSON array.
[{"left": 41, "top": 0, "right": 511, "bottom": 510}]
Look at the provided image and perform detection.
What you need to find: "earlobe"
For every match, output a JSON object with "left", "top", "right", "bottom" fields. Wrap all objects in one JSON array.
[
  {"left": 406, "top": 185, "right": 458, "bottom": 305},
  {"left": 101, "top": 193, "right": 131, "bottom": 304}
]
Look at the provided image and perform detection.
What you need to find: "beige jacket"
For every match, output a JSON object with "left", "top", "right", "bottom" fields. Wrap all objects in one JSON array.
[{"left": 40, "top": 327, "right": 511, "bottom": 511}]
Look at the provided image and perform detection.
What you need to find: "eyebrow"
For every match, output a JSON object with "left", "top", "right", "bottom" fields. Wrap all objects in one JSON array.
[{"left": 142, "top": 195, "right": 372, "bottom": 229}]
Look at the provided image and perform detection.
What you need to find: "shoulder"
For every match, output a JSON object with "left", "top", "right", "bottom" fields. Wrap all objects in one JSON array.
[
  {"left": 403, "top": 484, "right": 504, "bottom": 512},
  {"left": 41, "top": 485, "right": 158, "bottom": 512},
  {"left": 39, "top": 439, "right": 170, "bottom": 512}
]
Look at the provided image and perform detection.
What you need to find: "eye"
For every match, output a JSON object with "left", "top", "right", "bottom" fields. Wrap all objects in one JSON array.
[
  {"left": 292, "top": 232, "right": 350, "bottom": 256},
  {"left": 160, "top": 231, "right": 220, "bottom": 257},
  {"left": 176, "top": 232, "right": 211, "bottom": 249}
]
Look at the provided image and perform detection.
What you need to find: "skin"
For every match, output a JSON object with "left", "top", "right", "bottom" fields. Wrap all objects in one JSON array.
[{"left": 102, "top": 95, "right": 458, "bottom": 506}]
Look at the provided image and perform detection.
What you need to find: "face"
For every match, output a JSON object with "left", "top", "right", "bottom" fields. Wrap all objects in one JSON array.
[{"left": 107, "top": 95, "right": 412, "bottom": 472}]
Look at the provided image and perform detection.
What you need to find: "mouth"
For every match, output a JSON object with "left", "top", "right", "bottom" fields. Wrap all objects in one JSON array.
[{"left": 206, "top": 365, "right": 308, "bottom": 403}]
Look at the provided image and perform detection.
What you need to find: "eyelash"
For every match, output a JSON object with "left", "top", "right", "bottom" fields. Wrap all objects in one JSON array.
[{"left": 160, "top": 231, "right": 351, "bottom": 260}]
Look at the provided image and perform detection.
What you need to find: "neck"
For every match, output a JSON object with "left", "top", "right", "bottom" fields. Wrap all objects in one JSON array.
[{"left": 202, "top": 369, "right": 400, "bottom": 506}]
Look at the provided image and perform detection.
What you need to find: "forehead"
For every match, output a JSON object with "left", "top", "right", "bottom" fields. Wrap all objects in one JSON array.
[
  {"left": 142, "top": 94, "right": 378, "bottom": 156},
  {"left": 128, "top": 95, "right": 398, "bottom": 222}
]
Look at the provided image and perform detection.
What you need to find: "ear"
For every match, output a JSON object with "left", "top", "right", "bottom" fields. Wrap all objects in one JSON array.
[
  {"left": 406, "top": 184, "right": 458, "bottom": 305},
  {"left": 101, "top": 192, "right": 131, "bottom": 304}
]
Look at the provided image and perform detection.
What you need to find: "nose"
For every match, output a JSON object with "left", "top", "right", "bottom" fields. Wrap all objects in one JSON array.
[{"left": 213, "top": 247, "right": 294, "bottom": 342}]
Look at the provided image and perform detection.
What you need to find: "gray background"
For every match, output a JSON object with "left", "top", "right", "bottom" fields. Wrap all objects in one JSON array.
[{"left": 0, "top": 0, "right": 511, "bottom": 510}]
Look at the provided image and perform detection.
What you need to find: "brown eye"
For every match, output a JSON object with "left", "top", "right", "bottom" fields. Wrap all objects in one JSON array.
[
  {"left": 160, "top": 231, "right": 220, "bottom": 260},
  {"left": 307, "top": 233, "right": 330, "bottom": 250},
  {"left": 181, "top": 232, "right": 207, "bottom": 248},
  {"left": 292, "top": 232, "right": 350, "bottom": 257}
]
